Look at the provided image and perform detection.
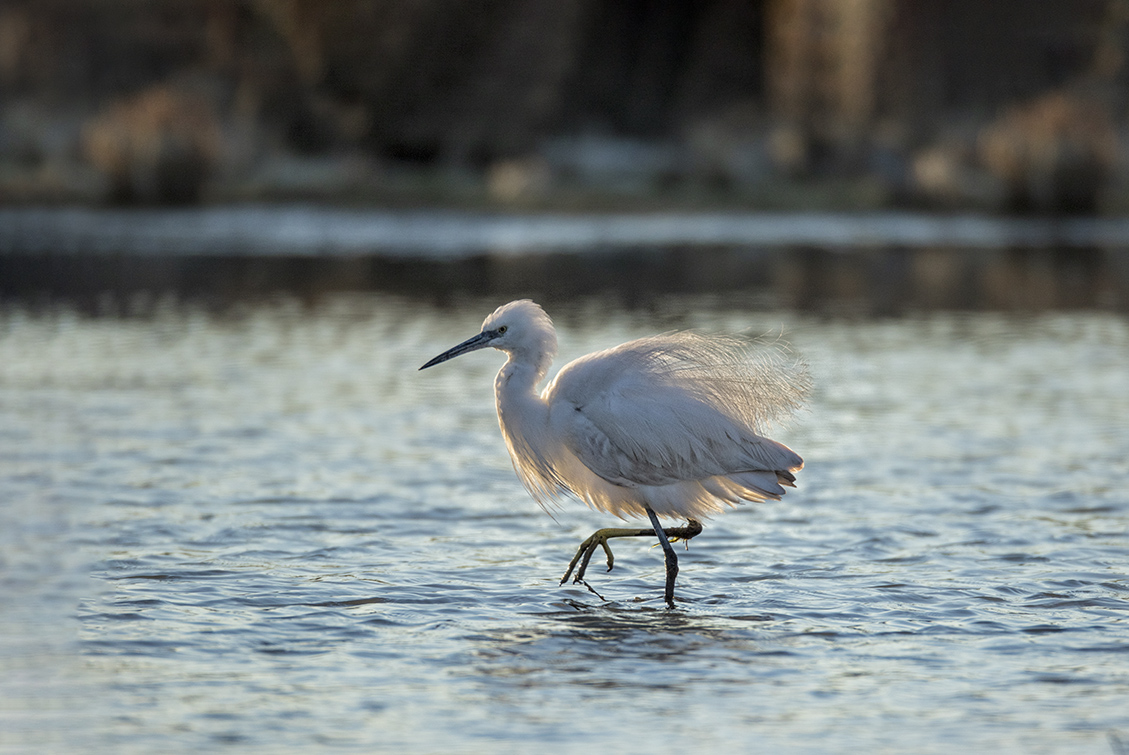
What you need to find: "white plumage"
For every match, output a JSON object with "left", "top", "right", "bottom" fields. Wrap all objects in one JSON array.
[
  {"left": 423, "top": 299, "right": 807, "bottom": 520},
  {"left": 419, "top": 299, "right": 808, "bottom": 606}
]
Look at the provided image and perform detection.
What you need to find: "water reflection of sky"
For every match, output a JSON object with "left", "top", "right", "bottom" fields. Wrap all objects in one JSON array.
[
  {"left": 6, "top": 207, "right": 1129, "bottom": 256},
  {"left": 3, "top": 208, "right": 1129, "bottom": 314}
]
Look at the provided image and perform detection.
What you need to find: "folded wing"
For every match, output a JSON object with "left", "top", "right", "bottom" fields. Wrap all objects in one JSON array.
[{"left": 545, "top": 331, "right": 807, "bottom": 489}]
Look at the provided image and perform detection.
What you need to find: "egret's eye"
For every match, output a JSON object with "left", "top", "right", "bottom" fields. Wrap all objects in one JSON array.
[{"left": 497, "top": 326, "right": 508, "bottom": 334}]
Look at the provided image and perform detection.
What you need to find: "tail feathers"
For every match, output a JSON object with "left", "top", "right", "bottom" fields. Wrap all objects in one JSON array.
[
  {"left": 701, "top": 468, "right": 800, "bottom": 506},
  {"left": 730, "top": 470, "right": 788, "bottom": 500}
]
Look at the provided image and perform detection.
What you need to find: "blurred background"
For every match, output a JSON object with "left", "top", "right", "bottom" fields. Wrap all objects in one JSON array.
[
  {"left": 4, "top": 0, "right": 1129, "bottom": 309},
  {"left": 2, "top": 0, "right": 1129, "bottom": 213}
]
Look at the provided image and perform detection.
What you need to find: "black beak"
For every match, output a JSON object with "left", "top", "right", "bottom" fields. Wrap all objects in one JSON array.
[{"left": 419, "top": 330, "right": 495, "bottom": 370}]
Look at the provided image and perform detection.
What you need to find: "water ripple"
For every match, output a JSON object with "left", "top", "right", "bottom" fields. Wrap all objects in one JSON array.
[{"left": 2, "top": 299, "right": 1128, "bottom": 753}]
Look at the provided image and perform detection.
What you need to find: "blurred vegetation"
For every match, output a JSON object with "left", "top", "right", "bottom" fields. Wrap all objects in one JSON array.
[{"left": 2, "top": 0, "right": 1129, "bottom": 213}]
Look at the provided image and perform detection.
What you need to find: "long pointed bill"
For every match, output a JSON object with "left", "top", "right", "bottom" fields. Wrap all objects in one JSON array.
[{"left": 419, "top": 330, "right": 495, "bottom": 370}]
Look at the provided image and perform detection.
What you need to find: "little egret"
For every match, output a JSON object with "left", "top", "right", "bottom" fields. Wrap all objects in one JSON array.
[{"left": 419, "top": 300, "right": 807, "bottom": 608}]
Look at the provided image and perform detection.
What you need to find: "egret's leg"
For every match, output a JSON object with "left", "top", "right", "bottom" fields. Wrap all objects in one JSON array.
[
  {"left": 645, "top": 506, "right": 679, "bottom": 609},
  {"left": 560, "top": 519, "right": 703, "bottom": 601}
]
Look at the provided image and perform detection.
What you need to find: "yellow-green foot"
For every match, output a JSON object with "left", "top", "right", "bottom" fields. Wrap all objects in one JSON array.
[{"left": 559, "top": 518, "right": 703, "bottom": 605}]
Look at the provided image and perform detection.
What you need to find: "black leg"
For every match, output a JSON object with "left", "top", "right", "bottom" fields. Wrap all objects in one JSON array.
[{"left": 645, "top": 506, "right": 679, "bottom": 609}]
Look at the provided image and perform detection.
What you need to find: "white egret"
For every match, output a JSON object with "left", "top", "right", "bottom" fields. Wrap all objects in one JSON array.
[{"left": 419, "top": 300, "right": 807, "bottom": 608}]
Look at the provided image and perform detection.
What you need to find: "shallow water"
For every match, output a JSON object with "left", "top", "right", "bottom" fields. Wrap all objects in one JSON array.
[{"left": 1, "top": 295, "right": 1128, "bottom": 753}]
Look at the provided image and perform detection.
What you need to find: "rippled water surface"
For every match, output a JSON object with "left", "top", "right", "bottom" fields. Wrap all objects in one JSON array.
[{"left": 2, "top": 295, "right": 1128, "bottom": 753}]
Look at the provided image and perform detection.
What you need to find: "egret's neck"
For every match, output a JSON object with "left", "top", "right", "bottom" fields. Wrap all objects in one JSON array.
[
  {"left": 495, "top": 356, "right": 546, "bottom": 402},
  {"left": 491, "top": 341, "right": 562, "bottom": 502},
  {"left": 494, "top": 355, "right": 550, "bottom": 437}
]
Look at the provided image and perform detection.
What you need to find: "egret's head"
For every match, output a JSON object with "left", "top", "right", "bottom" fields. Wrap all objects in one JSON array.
[{"left": 419, "top": 299, "right": 557, "bottom": 371}]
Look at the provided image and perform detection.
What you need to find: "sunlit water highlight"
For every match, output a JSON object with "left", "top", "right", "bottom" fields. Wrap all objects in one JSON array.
[{"left": 1, "top": 295, "right": 1128, "bottom": 753}]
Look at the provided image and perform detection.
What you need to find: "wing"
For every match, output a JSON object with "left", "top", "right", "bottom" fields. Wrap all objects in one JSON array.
[{"left": 545, "top": 331, "right": 807, "bottom": 487}]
